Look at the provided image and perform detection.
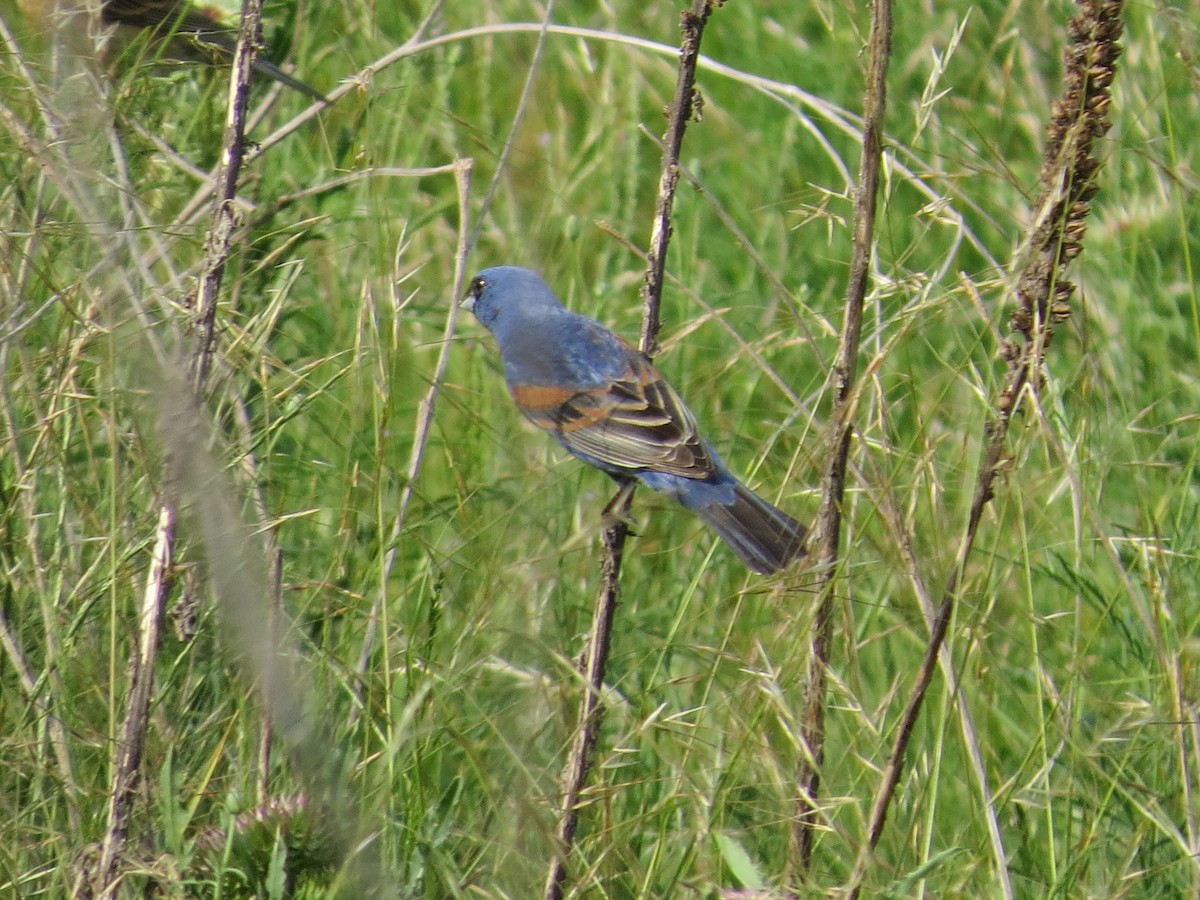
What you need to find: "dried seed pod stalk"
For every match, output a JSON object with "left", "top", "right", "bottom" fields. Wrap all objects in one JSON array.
[{"left": 1010, "top": 0, "right": 1123, "bottom": 344}]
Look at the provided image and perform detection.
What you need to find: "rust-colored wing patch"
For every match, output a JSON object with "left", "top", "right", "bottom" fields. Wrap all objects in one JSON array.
[{"left": 509, "top": 354, "right": 716, "bottom": 481}]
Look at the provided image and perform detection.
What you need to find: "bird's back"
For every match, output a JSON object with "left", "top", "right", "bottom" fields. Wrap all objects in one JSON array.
[{"left": 499, "top": 307, "right": 634, "bottom": 394}]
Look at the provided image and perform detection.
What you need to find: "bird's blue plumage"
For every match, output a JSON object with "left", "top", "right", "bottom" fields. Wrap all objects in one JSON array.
[{"left": 464, "top": 265, "right": 806, "bottom": 573}]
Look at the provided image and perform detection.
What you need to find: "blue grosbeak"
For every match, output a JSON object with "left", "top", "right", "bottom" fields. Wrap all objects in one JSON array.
[{"left": 463, "top": 266, "right": 806, "bottom": 574}]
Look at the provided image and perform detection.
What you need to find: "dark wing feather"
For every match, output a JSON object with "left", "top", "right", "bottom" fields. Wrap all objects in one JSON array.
[{"left": 553, "top": 354, "right": 718, "bottom": 480}]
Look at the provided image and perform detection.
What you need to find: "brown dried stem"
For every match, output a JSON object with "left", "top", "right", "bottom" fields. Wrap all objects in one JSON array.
[
  {"left": 794, "top": 0, "right": 893, "bottom": 874},
  {"left": 187, "top": 0, "right": 264, "bottom": 388},
  {"left": 845, "top": 2, "right": 1123, "bottom": 894},
  {"left": 542, "top": 4, "right": 718, "bottom": 899},
  {"left": 638, "top": 0, "right": 715, "bottom": 357},
  {"left": 92, "top": 3, "right": 265, "bottom": 895}
]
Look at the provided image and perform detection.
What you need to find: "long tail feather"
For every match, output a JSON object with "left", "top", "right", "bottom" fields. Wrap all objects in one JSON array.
[{"left": 694, "top": 481, "right": 806, "bottom": 574}]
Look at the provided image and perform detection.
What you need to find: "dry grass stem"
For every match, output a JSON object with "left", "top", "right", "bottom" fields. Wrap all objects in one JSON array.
[
  {"left": 350, "top": 159, "right": 474, "bottom": 719},
  {"left": 794, "top": 0, "right": 893, "bottom": 875},
  {"left": 188, "top": 0, "right": 266, "bottom": 388},
  {"left": 91, "top": 3, "right": 268, "bottom": 894},
  {"left": 846, "top": 2, "right": 1124, "bottom": 894},
  {"left": 543, "top": 4, "right": 719, "bottom": 898}
]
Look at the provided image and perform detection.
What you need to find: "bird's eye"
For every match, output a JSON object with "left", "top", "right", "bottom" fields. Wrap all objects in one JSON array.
[{"left": 470, "top": 276, "right": 487, "bottom": 298}]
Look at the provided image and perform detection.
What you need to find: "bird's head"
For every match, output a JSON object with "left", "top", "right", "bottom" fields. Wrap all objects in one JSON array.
[{"left": 463, "top": 266, "right": 564, "bottom": 336}]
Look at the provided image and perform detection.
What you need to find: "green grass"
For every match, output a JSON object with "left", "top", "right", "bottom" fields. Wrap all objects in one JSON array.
[{"left": 1, "top": 0, "right": 1198, "bottom": 896}]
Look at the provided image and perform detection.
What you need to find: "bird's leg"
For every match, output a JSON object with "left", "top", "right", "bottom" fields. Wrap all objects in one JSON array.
[{"left": 600, "top": 476, "right": 638, "bottom": 532}]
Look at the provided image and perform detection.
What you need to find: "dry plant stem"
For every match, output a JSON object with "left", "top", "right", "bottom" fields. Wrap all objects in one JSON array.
[
  {"left": 543, "top": 521, "right": 629, "bottom": 900},
  {"left": 348, "top": 159, "right": 473, "bottom": 724},
  {"left": 155, "top": 370, "right": 394, "bottom": 897},
  {"left": 468, "top": 0, "right": 554, "bottom": 248},
  {"left": 543, "top": 5, "right": 717, "bottom": 899},
  {"left": 846, "top": 2, "right": 1123, "bottom": 894},
  {"left": 189, "top": 0, "right": 264, "bottom": 388},
  {"left": 257, "top": 545, "right": 284, "bottom": 805},
  {"left": 794, "top": 0, "right": 892, "bottom": 874},
  {"left": 345, "top": 0, "right": 538, "bottom": 702},
  {"left": 858, "top": 453, "right": 1014, "bottom": 898},
  {"left": 639, "top": 0, "right": 715, "bottom": 355},
  {"left": 1, "top": 10, "right": 316, "bottom": 892},
  {"left": 92, "top": 5, "right": 265, "bottom": 896},
  {"left": 0, "top": 341, "right": 81, "bottom": 832},
  {"left": 0, "top": 29, "right": 183, "bottom": 887},
  {"left": 225, "top": 381, "right": 288, "bottom": 800},
  {"left": 87, "top": 505, "right": 176, "bottom": 899}
]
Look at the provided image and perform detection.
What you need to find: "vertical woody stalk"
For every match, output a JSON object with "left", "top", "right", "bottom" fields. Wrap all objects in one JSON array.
[
  {"left": 543, "top": 4, "right": 717, "bottom": 899},
  {"left": 794, "top": 0, "right": 893, "bottom": 873},
  {"left": 91, "top": 2, "right": 264, "bottom": 896},
  {"left": 846, "top": 2, "right": 1124, "bottom": 895}
]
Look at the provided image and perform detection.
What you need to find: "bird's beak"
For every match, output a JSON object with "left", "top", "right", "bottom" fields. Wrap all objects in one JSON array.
[{"left": 460, "top": 290, "right": 475, "bottom": 312}]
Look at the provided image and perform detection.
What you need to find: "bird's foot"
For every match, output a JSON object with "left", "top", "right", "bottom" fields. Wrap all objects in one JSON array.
[{"left": 600, "top": 480, "right": 638, "bottom": 532}]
